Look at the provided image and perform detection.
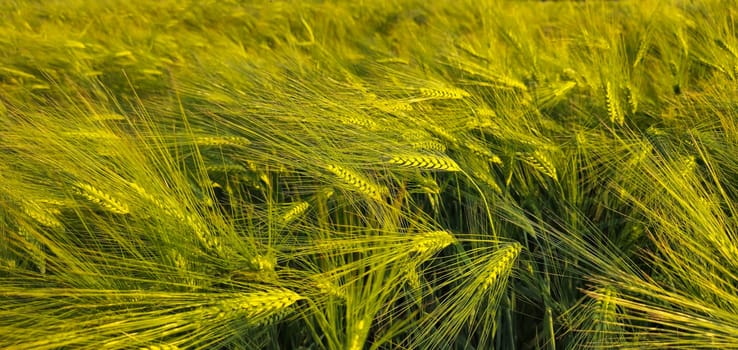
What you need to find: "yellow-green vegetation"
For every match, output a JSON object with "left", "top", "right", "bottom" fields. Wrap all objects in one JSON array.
[{"left": 2, "top": 0, "right": 738, "bottom": 348}]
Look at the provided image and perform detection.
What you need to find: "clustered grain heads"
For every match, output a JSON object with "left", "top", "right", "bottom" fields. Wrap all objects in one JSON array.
[{"left": 3, "top": 1, "right": 737, "bottom": 349}]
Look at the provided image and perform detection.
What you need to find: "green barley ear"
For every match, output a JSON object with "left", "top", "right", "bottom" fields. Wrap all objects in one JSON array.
[
  {"left": 410, "top": 230, "right": 457, "bottom": 255},
  {"left": 325, "top": 164, "right": 388, "bottom": 202},
  {"left": 520, "top": 150, "right": 558, "bottom": 182},
  {"left": 605, "top": 82, "right": 624, "bottom": 126},
  {"left": 74, "top": 182, "right": 130, "bottom": 215},
  {"left": 406, "top": 242, "right": 522, "bottom": 349},
  {"left": 386, "top": 154, "right": 462, "bottom": 171},
  {"left": 417, "top": 86, "right": 471, "bottom": 100},
  {"left": 139, "top": 344, "right": 181, "bottom": 350},
  {"left": 281, "top": 201, "right": 310, "bottom": 224}
]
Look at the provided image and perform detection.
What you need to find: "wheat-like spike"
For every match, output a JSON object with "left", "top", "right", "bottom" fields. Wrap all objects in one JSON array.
[
  {"left": 425, "top": 124, "right": 459, "bottom": 145},
  {"left": 414, "top": 174, "right": 441, "bottom": 195},
  {"left": 475, "top": 107, "right": 497, "bottom": 118},
  {"left": 376, "top": 57, "right": 410, "bottom": 64},
  {"left": 17, "top": 227, "right": 46, "bottom": 274},
  {"left": 185, "top": 214, "right": 221, "bottom": 252},
  {"left": 594, "top": 286, "right": 618, "bottom": 328},
  {"left": 387, "top": 154, "right": 462, "bottom": 172},
  {"left": 128, "top": 182, "right": 220, "bottom": 252},
  {"left": 23, "top": 201, "right": 62, "bottom": 228},
  {"left": 282, "top": 201, "right": 309, "bottom": 224},
  {"left": 210, "top": 288, "right": 303, "bottom": 326},
  {"left": 410, "top": 230, "right": 456, "bottom": 255},
  {"left": 63, "top": 130, "right": 120, "bottom": 140},
  {"left": 139, "top": 344, "right": 181, "bottom": 350},
  {"left": 679, "top": 155, "right": 697, "bottom": 177},
  {"left": 418, "top": 87, "right": 471, "bottom": 100},
  {"left": 248, "top": 255, "right": 276, "bottom": 272},
  {"left": 481, "top": 243, "right": 522, "bottom": 292},
  {"left": 405, "top": 266, "right": 422, "bottom": 290},
  {"left": 472, "top": 169, "right": 503, "bottom": 194},
  {"left": 402, "top": 130, "right": 433, "bottom": 141},
  {"left": 606, "top": 82, "right": 624, "bottom": 125},
  {"left": 89, "top": 113, "right": 126, "bottom": 121},
  {"left": 553, "top": 81, "right": 577, "bottom": 97},
  {"left": 522, "top": 151, "right": 558, "bottom": 181},
  {"left": 456, "top": 41, "right": 486, "bottom": 60},
  {"left": 205, "top": 163, "right": 247, "bottom": 173},
  {"left": 74, "top": 182, "right": 130, "bottom": 214},
  {"left": 464, "top": 141, "right": 502, "bottom": 164},
  {"left": 0, "top": 66, "right": 37, "bottom": 79},
  {"left": 465, "top": 119, "right": 500, "bottom": 135},
  {"left": 325, "top": 164, "right": 388, "bottom": 201},
  {"left": 626, "top": 84, "right": 639, "bottom": 114},
  {"left": 1, "top": 258, "right": 17, "bottom": 269},
  {"left": 337, "top": 115, "right": 379, "bottom": 130},
  {"left": 34, "top": 198, "right": 67, "bottom": 206},
  {"left": 410, "top": 140, "right": 447, "bottom": 152},
  {"left": 313, "top": 277, "right": 346, "bottom": 299},
  {"left": 371, "top": 99, "right": 414, "bottom": 113},
  {"left": 348, "top": 319, "right": 370, "bottom": 350},
  {"left": 492, "top": 74, "right": 528, "bottom": 91},
  {"left": 63, "top": 40, "right": 86, "bottom": 49},
  {"left": 194, "top": 136, "right": 251, "bottom": 147}
]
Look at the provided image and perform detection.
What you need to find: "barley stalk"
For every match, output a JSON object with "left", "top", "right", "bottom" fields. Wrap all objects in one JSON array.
[
  {"left": 205, "top": 164, "right": 247, "bottom": 173},
  {"left": 325, "top": 164, "right": 388, "bottom": 201},
  {"left": 337, "top": 115, "right": 379, "bottom": 130},
  {"left": 472, "top": 169, "right": 502, "bottom": 194},
  {"left": 410, "top": 140, "right": 447, "bottom": 152},
  {"left": 387, "top": 154, "right": 461, "bottom": 172},
  {"left": 371, "top": 99, "right": 414, "bottom": 113},
  {"left": 23, "top": 201, "right": 62, "bottom": 228},
  {"left": 209, "top": 288, "right": 304, "bottom": 326},
  {"left": 74, "top": 182, "right": 129, "bottom": 215},
  {"left": 464, "top": 141, "right": 502, "bottom": 164},
  {"left": 521, "top": 151, "right": 558, "bottom": 181},
  {"left": 348, "top": 319, "right": 369, "bottom": 350},
  {"left": 17, "top": 227, "right": 46, "bottom": 274},
  {"left": 606, "top": 82, "right": 624, "bottom": 125},
  {"left": 139, "top": 344, "right": 181, "bottom": 350},
  {"left": 282, "top": 201, "right": 309, "bottom": 224},
  {"left": 418, "top": 87, "right": 470, "bottom": 100},
  {"left": 594, "top": 287, "right": 618, "bottom": 328},
  {"left": 194, "top": 136, "right": 251, "bottom": 147},
  {"left": 410, "top": 230, "right": 456, "bottom": 255},
  {"left": 425, "top": 124, "right": 459, "bottom": 145},
  {"left": 481, "top": 243, "right": 521, "bottom": 292}
]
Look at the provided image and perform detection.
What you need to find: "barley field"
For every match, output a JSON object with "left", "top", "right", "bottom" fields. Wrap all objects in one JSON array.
[{"left": 2, "top": 0, "right": 738, "bottom": 349}]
